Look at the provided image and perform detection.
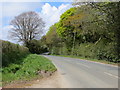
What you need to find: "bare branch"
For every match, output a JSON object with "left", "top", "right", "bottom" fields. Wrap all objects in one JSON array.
[{"left": 10, "top": 11, "right": 45, "bottom": 45}]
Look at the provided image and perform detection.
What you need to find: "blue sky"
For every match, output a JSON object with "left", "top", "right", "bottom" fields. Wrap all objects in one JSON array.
[
  {"left": 2, "top": 2, "right": 72, "bottom": 26},
  {"left": 0, "top": 2, "right": 73, "bottom": 43}
]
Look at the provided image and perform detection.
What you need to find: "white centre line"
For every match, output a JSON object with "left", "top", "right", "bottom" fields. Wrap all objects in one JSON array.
[{"left": 104, "top": 72, "right": 119, "bottom": 79}]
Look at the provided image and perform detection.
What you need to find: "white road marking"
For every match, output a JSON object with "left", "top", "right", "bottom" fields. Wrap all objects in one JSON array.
[{"left": 104, "top": 72, "right": 119, "bottom": 79}]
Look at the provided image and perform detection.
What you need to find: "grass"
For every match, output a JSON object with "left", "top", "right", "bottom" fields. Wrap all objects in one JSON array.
[
  {"left": 0, "top": 72, "right": 2, "bottom": 87},
  {"left": 2, "top": 54, "right": 57, "bottom": 86},
  {"left": 54, "top": 55, "right": 118, "bottom": 66}
]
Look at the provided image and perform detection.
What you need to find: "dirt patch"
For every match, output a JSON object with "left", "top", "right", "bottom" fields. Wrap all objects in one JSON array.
[
  {"left": 27, "top": 71, "right": 69, "bottom": 88},
  {"left": 3, "top": 76, "right": 41, "bottom": 88}
]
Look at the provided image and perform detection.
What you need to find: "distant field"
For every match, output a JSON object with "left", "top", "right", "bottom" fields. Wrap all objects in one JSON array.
[{"left": 2, "top": 54, "right": 57, "bottom": 86}]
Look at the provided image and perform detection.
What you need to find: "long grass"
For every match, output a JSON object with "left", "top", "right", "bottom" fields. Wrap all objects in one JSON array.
[{"left": 2, "top": 54, "right": 56, "bottom": 86}]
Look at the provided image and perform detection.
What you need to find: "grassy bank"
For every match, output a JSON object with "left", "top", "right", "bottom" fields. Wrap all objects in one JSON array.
[
  {"left": 0, "top": 72, "right": 2, "bottom": 87},
  {"left": 2, "top": 54, "right": 57, "bottom": 86},
  {"left": 54, "top": 55, "right": 118, "bottom": 66}
]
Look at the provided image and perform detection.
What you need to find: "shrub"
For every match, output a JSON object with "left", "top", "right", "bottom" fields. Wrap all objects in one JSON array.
[
  {"left": 2, "top": 40, "right": 30, "bottom": 67},
  {"left": 26, "top": 40, "right": 48, "bottom": 54},
  {"left": 73, "top": 40, "right": 119, "bottom": 63}
]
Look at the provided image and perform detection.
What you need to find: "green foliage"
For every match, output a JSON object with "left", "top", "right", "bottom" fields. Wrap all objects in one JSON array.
[
  {"left": 73, "top": 40, "right": 118, "bottom": 62},
  {"left": 2, "top": 40, "right": 30, "bottom": 67},
  {"left": 42, "top": 2, "right": 120, "bottom": 63},
  {"left": 2, "top": 54, "right": 56, "bottom": 85},
  {"left": 0, "top": 71, "right": 2, "bottom": 87},
  {"left": 56, "top": 8, "right": 76, "bottom": 38},
  {"left": 43, "top": 24, "right": 62, "bottom": 53},
  {"left": 60, "top": 8, "right": 76, "bottom": 20},
  {"left": 26, "top": 40, "right": 48, "bottom": 54}
]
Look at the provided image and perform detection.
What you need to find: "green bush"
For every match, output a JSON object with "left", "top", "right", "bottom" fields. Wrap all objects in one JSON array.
[
  {"left": 2, "top": 40, "right": 30, "bottom": 67},
  {"left": 73, "top": 40, "right": 119, "bottom": 63},
  {"left": 26, "top": 40, "right": 48, "bottom": 54},
  {"left": 50, "top": 45, "right": 72, "bottom": 55},
  {"left": 60, "top": 45, "right": 69, "bottom": 55},
  {"left": 47, "top": 38, "right": 119, "bottom": 63}
]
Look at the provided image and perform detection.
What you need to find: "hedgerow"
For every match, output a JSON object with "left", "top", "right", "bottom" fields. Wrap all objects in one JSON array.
[{"left": 2, "top": 40, "right": 30, "bottom": 67}]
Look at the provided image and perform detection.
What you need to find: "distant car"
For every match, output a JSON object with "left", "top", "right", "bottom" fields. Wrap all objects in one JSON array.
[{"left": 42, "top": 52, "right": 50, "bottom": 55}]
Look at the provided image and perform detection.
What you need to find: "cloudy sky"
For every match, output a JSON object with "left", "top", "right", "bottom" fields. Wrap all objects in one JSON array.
[{"left": 0, "top": 1, "right": 73, "bottom": 43}]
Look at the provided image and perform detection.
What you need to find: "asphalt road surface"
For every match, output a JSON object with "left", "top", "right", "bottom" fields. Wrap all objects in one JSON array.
[{"left": 43, "top": 55, "right": 119, "bottom": 88}]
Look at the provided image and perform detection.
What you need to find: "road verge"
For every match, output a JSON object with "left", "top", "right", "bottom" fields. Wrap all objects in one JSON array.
[
  {"left": 53, "top": 55, "right": 119, "bottom": 67},
  {"left": 2, "top": 54, "right": 57, "bottom": 87}
]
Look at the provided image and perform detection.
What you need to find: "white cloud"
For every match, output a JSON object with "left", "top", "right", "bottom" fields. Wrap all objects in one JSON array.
[
  {"left": 1, "top": 2, "right": 43, "bottom": 43},
  {"left": 2, "top": 3, "right": 43, "bottom": 18},
  {"left": 1, "top": 0, "right": 73, "bottom": 2},
  {"left": 1, "top": 3, "right": 72, "bottom": 43},
  {"left": 1, "top": 0, "right": 117, "bottom": 2},
  {"left": 1, "top": 25, "right": 12, "bottom": 39},
  {"left": 39, "top": 3, "right": 72, "bottom": 34},
  {"left": 0, "top": 25, "right": 17, "bottom": 43},
  {"left": 0, "top": 3, "right": 2, "bottom": 18},
  {"left": 2, "top": 0, "right": 41, "bottom": 2}
]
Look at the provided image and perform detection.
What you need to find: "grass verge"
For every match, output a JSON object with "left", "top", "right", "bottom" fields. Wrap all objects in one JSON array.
[
  {"left": 2, "top": 54, "right": 57, "bottom": 86},
  {"left": 0, "top": 72, "right": 2, "bottom": 87},
  {"left": 54, "top": 55, "right": 118, "bottom": 66}
]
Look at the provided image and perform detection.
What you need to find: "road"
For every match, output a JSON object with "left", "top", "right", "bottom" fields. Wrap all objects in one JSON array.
[{"left": 43, "top": 55, "right": 119, "bottom": 88}]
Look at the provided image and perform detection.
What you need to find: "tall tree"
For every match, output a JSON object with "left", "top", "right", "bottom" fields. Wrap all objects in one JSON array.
[
  {"left": 86, "top": 2, "right": 120, "bottom": 61},
  {"left": 56, "top": 8, "right": 77, "bottom": 53},
  {"left": 10, "top": 11, "right": 45, "bottom": 45},
  {"left": 45, "top": 24, "right": 62, "bottom": 53}
]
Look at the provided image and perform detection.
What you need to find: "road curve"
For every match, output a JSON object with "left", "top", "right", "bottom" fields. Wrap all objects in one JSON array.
[{"left": 43, "top": 55, "right": 119, "bottom": 88}]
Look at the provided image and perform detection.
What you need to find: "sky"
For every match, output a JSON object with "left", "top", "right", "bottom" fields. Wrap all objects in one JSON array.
[{"left": 0, "top": 1, "right": 73, "bottom": 44}]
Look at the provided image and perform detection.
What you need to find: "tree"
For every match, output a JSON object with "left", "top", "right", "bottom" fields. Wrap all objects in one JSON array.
[
  {"left": 56, "top": 8, "right": 77, "bottom": 53},
  {"left": 83, "top": 2, "right": 120, "bottom": 61},
  {"left": 26, "top": 40, "right": 48, "bottom": 54},
  {"left": 44, "top": 24, "right": 62, "bottom": 54},
  {"left": 10, "top": 11, "right": 45, "bottom": 46}
]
